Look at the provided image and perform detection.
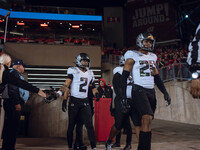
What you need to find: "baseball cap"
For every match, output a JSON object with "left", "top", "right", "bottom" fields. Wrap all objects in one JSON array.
[{"left": 12, "top": 59, "right": 27, "bottom": 67}]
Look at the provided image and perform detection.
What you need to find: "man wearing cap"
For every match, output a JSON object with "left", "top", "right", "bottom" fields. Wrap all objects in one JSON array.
[{"left": 2, "top": 59, "right": 29, "bottom": 150}]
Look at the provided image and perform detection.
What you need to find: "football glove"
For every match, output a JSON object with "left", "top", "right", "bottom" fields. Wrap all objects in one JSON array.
[
  {"left": 121, "top": 98, "right": 131, "bottom": 114},
  {"left": 62, "top": 100, "right": 67, "bottom": 112},
  {"left": 95, "top": 93, "right": 100, "bottom": 102},
  {"left": 44, "top": 93, "right": 58, "bottom": 103},
  {"left": 164, "top": 92, "right": 171, "bottom": 106}
]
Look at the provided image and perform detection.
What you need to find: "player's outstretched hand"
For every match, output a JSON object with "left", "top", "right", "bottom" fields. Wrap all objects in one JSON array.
[
  {"left": 38, "top": 90, "right": 46, "bottom": 98},
  {"left": 44, "top": 93, "right": 58, "bottom": 103},
  {"left": 62, "top": 100, "right": 67, "bottom": 112},
  {"left": 164, "top": 92, "right": 171, "bottom": 106}
]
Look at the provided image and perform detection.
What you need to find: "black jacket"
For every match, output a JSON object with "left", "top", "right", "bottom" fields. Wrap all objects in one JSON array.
[
  {"left": 97, "top": 85, "right": 113, "bottom": 99},
  {"left": 0, "top": 65, "right": 39, "bottom": 94},
  {"left": 8, "top": 69, "right": 25, "bottom": 105}
]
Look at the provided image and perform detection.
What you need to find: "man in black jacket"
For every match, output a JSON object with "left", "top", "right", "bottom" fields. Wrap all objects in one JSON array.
[
  {"left": 2, "top": 59, "right": 30, "bottom": 150},
  {"left": 97, "top": 78, "right": 113, "bottom": 99}
]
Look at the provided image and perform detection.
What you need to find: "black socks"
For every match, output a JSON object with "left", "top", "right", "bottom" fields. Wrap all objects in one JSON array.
[{"left": 137, "top": 131, "right": 152, "bottom": 150}]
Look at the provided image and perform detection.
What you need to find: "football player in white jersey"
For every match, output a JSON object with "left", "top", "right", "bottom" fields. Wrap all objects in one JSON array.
[
  {"left": 105, "top": 55, "right": 140, "bottom": 150},
  {"left": 187, "top": 24, "right": 200, "bottom": 98},
  {"left": 120, "top": 32, "right": 171, "bottom": 150},
  {"left": 46, "top": 53, "right": 99, "bottom": 150}
]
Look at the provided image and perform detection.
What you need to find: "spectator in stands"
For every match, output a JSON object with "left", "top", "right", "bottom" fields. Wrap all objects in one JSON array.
[{"left": 97, "top": 78, "right": 113, "bottom": 99}]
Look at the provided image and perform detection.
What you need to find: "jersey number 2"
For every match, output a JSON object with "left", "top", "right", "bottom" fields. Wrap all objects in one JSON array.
[{"left": 79, "top": 77, "right": 88, "bottom": 92}]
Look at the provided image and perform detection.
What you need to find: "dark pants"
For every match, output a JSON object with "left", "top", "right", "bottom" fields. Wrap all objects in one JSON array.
[
  {"left": 67, "top": 97, "right": 96, "bottom": 149},
  {"left": 74, "top": 117, "right": 84, "bottom": 147},
  {"left": 114, "top": 99, "right": 132, "bottom": 145},
  {"left": 74, "top": 109, "right": 94, "bottom": 147},
  {"left": 2, "top": 99, "right": 21, "bottom": 150},
  {"left": 115, "top": 118, "right": 132, "bottom": 145}
]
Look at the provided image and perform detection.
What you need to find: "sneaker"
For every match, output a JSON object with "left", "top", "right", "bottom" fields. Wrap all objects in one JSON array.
[
  {"left": 112, "top": 143, "right": 120, "bottom": 148},
  {"left": 105, "top": 141, "right": 112, "bottom": 150},
  {"left": 92, "top": 148, "right": 96, "bottom": 150},
  {"left": 123, "top": 144, "right": 131, "bottom": 150}
]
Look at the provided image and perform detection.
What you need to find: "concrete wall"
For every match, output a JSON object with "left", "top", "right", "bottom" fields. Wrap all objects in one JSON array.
[
  {"left": 4, "top": 43, "right": 101, "bottom": 67},
  {"left": 155, "top": 81, "right": 200, "bottom": 125},
  {"left": 26, "top": 94, "right": 68, "bottom": 137},
  {"left": 26, "top": 80, "right": 200, "bottom": 137}
]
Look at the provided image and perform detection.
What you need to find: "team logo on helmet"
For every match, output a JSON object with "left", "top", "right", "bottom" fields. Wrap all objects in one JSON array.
[
  {"left": 136, "top": 32, "right": 155, "bottom": 52},
  {"left": 75, "top": 53, "right": 90, "bottom": 70}
]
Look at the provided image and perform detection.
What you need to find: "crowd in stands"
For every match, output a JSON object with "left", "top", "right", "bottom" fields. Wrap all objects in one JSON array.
[
  {"left": 0, "top": 34, "right": 101, "bottom": 46},
  {"left": 102, "top": 46, "right": 188, "bottom": 66}
]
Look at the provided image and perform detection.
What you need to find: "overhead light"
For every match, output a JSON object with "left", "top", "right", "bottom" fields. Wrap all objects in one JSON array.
[
  {"left": 80, "top": 24, "right": 82, "bottom": 26},
  {"left": 60, "top": 22, "right": 62, "bottom": 24},
  {"left": 17, "top": 22, "right": 25, "bottom": 25},
  {"left": 40, "top": 23, "right": 48, "bottom": 27},
  {"left": 185, "top": 15, "right": 189, "bottom": 18},
  {"left": 69, "top": 23, "right": 72, "bottom": 26},
  {"left": 72, "top": 25, "right": 80, "bottom": 29}
]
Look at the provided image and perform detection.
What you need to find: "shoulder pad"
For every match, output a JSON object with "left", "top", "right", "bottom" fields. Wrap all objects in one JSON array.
[
  {"left": 67, "top": 67, "right": 79, "bottom": 74},
  {"left": 113, "top": 66, "right": 123, "bottom": 75},
  {"left": 149, "top": 52, "right": 157, "bottom": 60},
  {"left": 124, "top": 50, "right": 141, "bottom": 60},
  {"left": 87, "top": 69, "right": 94, "bottom": 76}
]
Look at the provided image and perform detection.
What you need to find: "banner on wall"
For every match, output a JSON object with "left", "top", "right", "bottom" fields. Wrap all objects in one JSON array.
[{"left": 127, "top": 0, "right": 177, "bottom": 46}]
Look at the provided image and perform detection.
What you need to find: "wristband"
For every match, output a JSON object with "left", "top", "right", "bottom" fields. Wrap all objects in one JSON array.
[{"left": 57, "top": 90, "right": 63, "bottom": 97}]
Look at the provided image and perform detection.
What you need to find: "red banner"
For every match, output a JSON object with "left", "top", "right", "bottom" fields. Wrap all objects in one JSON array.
[
  {"left": 127, "top": 0, "right": 177, "bottom": 46},
  {"left": 94, "top": 98, "right": 114, "bottom": 142}
]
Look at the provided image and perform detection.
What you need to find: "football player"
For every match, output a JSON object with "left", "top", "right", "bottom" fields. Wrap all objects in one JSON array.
[
  {"left": 106, "top": 55, "right": 139, "bottom": 150},
  {"left": 119, "top": 32, "right": 171, "bottom": 150},
  {"left": 46, "top": 53, "right": 99, "bottom": 150},
  {"left": 187, "top": 24, "right": 200, "bottom": 98}
]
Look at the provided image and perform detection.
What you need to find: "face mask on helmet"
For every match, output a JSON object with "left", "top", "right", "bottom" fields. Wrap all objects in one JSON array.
[
  {"left": 136, "top": 32, "right": 155, "bottom": 52},
  {"left": 75, "top": 53, "right": 90, "bottom": 70},
  {"left": 119, "top": 55, "right": 125, "bottom": 66}
]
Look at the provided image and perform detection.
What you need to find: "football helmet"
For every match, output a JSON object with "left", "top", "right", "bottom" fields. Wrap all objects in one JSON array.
[
  {"left": 136, "top": 32, "right": 155, "bottom": 52},
  {"left": 75, "top": 53, "right": 90, "bottom": 69},
  {"left": 119, "top": 55, "right": 125, "bottom": 66}
]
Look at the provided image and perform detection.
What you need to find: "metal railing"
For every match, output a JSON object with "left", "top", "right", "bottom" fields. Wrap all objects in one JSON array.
[
  {"left": 102, "top": 55, "right": 192, "bottom": 82},
  {"left": 158, "top": 63, "right": 191, "bottom": 82}
]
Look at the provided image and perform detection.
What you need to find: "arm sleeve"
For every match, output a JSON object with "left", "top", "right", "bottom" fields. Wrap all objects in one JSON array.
[
  {"left": 154, "top": 74, "right": 167, "bottom": 94},
  {"left": 4, "top": 69, "right": 39, "bottom": 93},
  {"left": 90, "top": 81, "right": 96, "bottom": 89},
  {"left": 112, "top": 72, "right": 122, "bottom": 98},
  {"left": 121, "top": 70, "right": 130, "bottom": 99}
]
